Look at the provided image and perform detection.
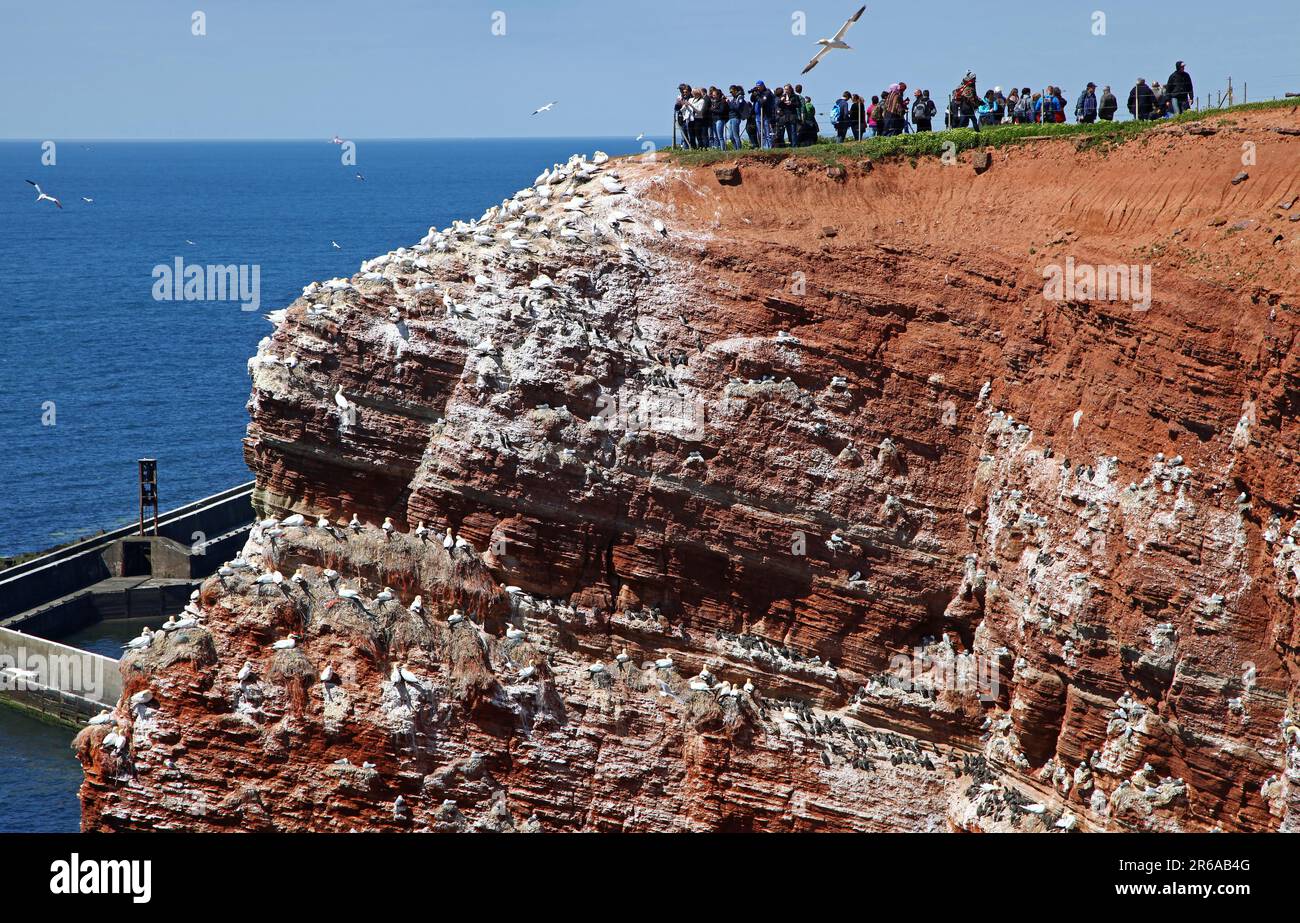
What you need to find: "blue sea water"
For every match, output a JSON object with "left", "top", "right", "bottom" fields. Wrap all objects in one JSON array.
[
  {"left": 0, "top": 136, "right": 660, "bottom": 832},
  {"left": 0, "top": 137, "right": 658, "bottom": 558}
]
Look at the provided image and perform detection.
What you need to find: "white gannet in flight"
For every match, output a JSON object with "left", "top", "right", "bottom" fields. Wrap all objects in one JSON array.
[
  {"left": 531, "top": 101, "right": 558, "bottom": 116},
  {"left": 801, "top": 4, "right": 866, "bottom": 74},
  {"left": 81, "top": 196, "right": 93, "bottom": 203},
  {"left": 26, "top": 180, "right": 62, "bottom": 209},
  {"left": 331, "top": 134, "right": 345, "bottom": 145}
]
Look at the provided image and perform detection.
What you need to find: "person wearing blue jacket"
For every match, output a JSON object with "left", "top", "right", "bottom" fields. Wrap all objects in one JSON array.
[{"left": 1074, "top": 83, "right": 1098, "bottom": 123}]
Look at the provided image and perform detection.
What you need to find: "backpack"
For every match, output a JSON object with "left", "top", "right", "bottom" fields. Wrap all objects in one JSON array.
[
  {"left": 832, "top": 99, "right": 848, "bottom": 122},
  {"left": 911, "top": 98, "right": 928, "bottom": 121}
]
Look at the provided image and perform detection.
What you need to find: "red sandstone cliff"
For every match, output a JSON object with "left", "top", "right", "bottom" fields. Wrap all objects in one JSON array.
[{"left": 77, "top": 108, "right": 1300, "bottom": 831}]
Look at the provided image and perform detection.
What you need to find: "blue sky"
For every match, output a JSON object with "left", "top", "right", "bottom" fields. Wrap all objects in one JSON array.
[{"left": 1, "top": 0, "right": 1295, "bottom": 139}]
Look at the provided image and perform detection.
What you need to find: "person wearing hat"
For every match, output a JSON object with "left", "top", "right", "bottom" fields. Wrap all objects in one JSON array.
[
  {"left": 749, "top": 81, "right": 776, "bottom": 148},
  {"left": 1166, "top": 61, "right": 1193, "bottom": 115},
  {"left": 1074, "top": 82, "right": 1099, "bottom": 124}
]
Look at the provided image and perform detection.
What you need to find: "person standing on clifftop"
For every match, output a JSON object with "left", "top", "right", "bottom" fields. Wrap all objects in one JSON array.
[
  {"left": 750, "top": 81, "right": 776, "bottom": 148},
  {"left": 1098, "top": 85, "right": 1118, "bottom": 121},
  {"left": 1127, "top": 78, "right": 1157, "bottom": 120},
  {"left": 1166, "top": 61, "right": 1193, "bottom": 114},
  {"left": 1074, "top": 82, "right": 1099, "bottom": 123},
  {"left": 952, "top": 72, "right": 979, "bottom": 130},
  {"left": 911, "top": 89, "right": 936, "bottom": 132},
  {"left": 727, "top": 85, "right": 751, "bottom": 150},
  {"left": 674, "top": 84, "right": 693, "bottom": 148}
]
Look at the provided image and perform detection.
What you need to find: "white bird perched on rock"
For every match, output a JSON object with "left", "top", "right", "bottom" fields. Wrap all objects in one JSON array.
[
  {"left": 588, "top": 662, "right": 606, "bottom": 675},
  {"left": 291, "top": 569, "right": 306, "bottom": 585},
  {"left": 382, "top": 517, "right": 396, "bottom": 540},
  {"left": 272, "top": 634, "right": 299, "bottom": 650},
  {"left": 600, "top": 176, "right": 626, "bottom": 194},
  {"left": 443, "top": 528, "right": 455, "bottom": 550},
  {"left": 323, "top": 568, "right": 340, "bottom": 585},
  {"left": 393, "top": 795, "right": 407, "bottom": 818},
  {"left": 505, "top": 624, "right": 525, "bottom": 641},
  {"left": 190, "top": 589, "right": 201, "bottom": 602},
  {"left": 408, "top": 595, "right": 423, "bottom": 615},
  {"left": 334, "top": 388, "right": 358, "bottom": 427},
  {"left": 320, "top": 664, "right": 335, "bottom": 683},
  {"left": 88, "top": 709, "right": 115, "bottom": 726},
  {"left": 237, "top": 662, "right": 253, "bottom": 682},
  {"left": 395, "top": 664, "right": 423, "bottom": 687},
  {"left": 130, "top": 689, "right": 155, "bottom": 707},
  {"left": 800, "top": 4, "right": 866, "bottom": 74},
  {"left": 337, "top": 586, "right": 362, "bottom": 603},
  {"left": 743, "top": 677, "right": 756, "bottom": 695},
  {"left": 256, "top": 570, "right": 284, "bottom": 586},
  {"left": 616, "top": 648, "right": 630, "bottom": 664},
  {"left": 655, "top": 657, "right": 674, "bottom": 670},
  {"left": 281, "top": 513, "right": 306, "bottom": 528},
  {"left": 122, "top": 628, "right": 154, "bottom": 651},
  {"left": 374, "top": 586, "right": 395, "bottom": 604},
  {"left": 519, "top": 665, "right": 536, "bottom": 680},
  {"left": 414, "top": 521, "right": 429, "bottom": 542},
  {"left": 102, "top": 731, "right": 127, "bottom": 752},
  {"left": 448, "top": 608, "right": 465, "bottom": 625},
  {"left": 349, "top": 513, "right": 363, "bottom": 534},
  {"left": 160, "top": 615, "right": 179, "bottom": 632},
  {"left": 653, "top": 218, "right": 667, "bottom": 237}
]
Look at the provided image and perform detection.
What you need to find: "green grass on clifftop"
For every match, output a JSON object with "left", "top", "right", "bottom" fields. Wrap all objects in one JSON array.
[{"left": 666, "top": 97, "right": 1300, "bottom": 167}]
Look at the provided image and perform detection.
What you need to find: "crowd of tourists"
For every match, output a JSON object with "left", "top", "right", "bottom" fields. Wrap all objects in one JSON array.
[{"left": 673, "top": 61, "right": 1195, "bottom": 149}]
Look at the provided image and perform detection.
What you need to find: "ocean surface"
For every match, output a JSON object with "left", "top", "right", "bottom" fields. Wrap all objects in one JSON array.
[{"left": 0, "top": 136, "right": 659, "bottom": 832}]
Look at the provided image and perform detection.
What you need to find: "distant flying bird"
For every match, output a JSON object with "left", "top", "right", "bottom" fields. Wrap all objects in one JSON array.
[
  {"left": 81, "top": 196, "right": 93, "bottom": 203},
  {"left": 25, "top": 180, "right": 61, "bottom": 209},
  {"left": 355, "top": 172, "right": 365, "bottom": 181},
  {"left": 531, "top": 101, "right": 557, "bottom": 116},
  {"left": 331, "top": 240, "right": 341, "bottom": 249},
  {"left": 331, "top": 134, "right": 345, "bottom": 144},
  {"left": 801, "top": 4, "right": 866, "bottom": 75},
  {"left": 635, "top": 133, "right": 646, "bottom": 141},
  {"left": 185, "top": 239, "right": 196, "bottom": 245}
]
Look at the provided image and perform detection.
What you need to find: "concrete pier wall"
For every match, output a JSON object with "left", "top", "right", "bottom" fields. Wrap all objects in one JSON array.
[
  {"left": 0, "top": 625, "right": 121, "bottom": 724},
  {"left": 0, "top": 482, "right": 254, "bottom": 627}
]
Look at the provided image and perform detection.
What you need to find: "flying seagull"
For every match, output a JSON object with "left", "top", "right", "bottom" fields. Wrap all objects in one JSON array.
[
  {"left": 331, "top": 240, "right": 341, "bottom": 249},
  {"left": 801, "top": 4, "right": 866, "bottom": 75},
  {"left": 330, "top": 134, "right": 345, "bottom": 145},
  {"left": 25, "top": 180, "right": 62, "bottom": 209},
  {"left": 81, "top": 196, "right": 94, "bottom": 203},
  {"left": 531, "top": 101, "right": 557, "bottom": 116}
]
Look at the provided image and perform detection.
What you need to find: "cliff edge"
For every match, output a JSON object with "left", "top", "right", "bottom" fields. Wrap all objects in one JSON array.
[{"left": 77, "top": 106, "right": 1300, "bottom": 831}]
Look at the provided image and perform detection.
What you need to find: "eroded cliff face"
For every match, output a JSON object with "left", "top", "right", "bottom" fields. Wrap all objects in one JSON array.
[{"left": 78, "top": 109, "right": 1300, "bottom": 831}]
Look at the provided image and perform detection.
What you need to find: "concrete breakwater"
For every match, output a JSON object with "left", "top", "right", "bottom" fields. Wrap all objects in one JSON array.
[{"left": 0, "top": 482, "right": 253, "bottom": 723}]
